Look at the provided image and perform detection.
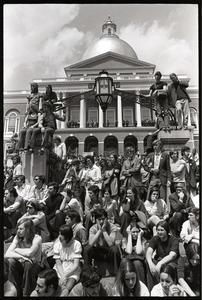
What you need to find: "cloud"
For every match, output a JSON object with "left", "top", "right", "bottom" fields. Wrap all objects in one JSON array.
[
  {"left": 4, "top": 4, "right": 87, "bottom": 90},
  {"left": 119, "top": 20, "right": 198, "bottom": 85}
]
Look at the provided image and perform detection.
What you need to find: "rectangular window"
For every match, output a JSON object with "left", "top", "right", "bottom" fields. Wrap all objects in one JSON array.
[
  {"left": 141, "top": 107, "right": 151, "bottom": 120},
  {"left": 123, "top": 108, "right": 133, "bottom": 125},
  {"left": 106, "top": 109, "right": 115, "bottom": 126},
  {"left": 70, "top": 109, "right": 80, "bottom": 122},
  {"left": 88, "top": 109, "right": 98, "bottom": 122}
]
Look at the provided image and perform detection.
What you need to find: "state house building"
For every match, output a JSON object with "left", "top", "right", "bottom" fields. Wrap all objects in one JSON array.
[{"left": 4, "top": 16, "right": 199, "bottom": 158}]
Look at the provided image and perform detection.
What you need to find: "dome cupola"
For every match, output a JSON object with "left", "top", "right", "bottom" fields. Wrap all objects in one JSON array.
[{"left": 82, "top": 16, "right": 138, "bottom": 60}]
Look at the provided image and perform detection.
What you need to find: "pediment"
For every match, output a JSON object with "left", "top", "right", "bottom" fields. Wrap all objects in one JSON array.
[{"left": 64, "top": 52, "right": 155, "bottom": 72}]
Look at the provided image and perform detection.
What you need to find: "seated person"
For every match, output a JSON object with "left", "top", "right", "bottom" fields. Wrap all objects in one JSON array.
[
  {"left": 146, "top": 220, "right": 179, "bottom": 292},
  {"left": 180, "top": 207, "right": 200, "bottom": 247},
  {"left": 177, "top": 243, "right": 200, "bottom": 296},
  {"left": 84, "top": 185, "right": 103, "bottom": 238},
  {"left": 122, "top": 220, "right": 147, "bottom": 285},
  {"left": 30, "top": 175, "right": 49, "bottom": 207},
  {"left": 69, "top": 265, "right": 112, "bottom": 296},
  {"left": 119, "top": 187, "right": 147, "bottom": 237},
  {"left": 57, "top": 188, "right": 83, "bottom": 223},
  {"left": 4, "top": 258, "right": 17, "bottom": 296},
  {"left": 151, "top": 264, "right": 186, "bottom": 296},
  {"left": 112, "top": 258, "right": 150, "bottom": 296},
  {"left": 4, "top": 219, "right": 42, "bottom": 297},
  {"left": 30, "top": 269, "right": 69, "bottom": 297},
  {"left": 17, "top": 200, "right": 51, "bottom": 243},
  {"left": 29, "top": 101, "right": 56, "bottom": 154},
  {"left": 169, "top": 182, "right": 195, "bottom": 237},
  {"left": 44, "top": 209, "right": 87, "bottom": 269},
  {"left": 16, "top": 104, "right": 41, "bottom": 153},
  {"left": 83, "top": 208, "right": 121, "bottom": 276},
  {"left": 4, "top": 187, "right": 26, "bottom": 241},
  {"left": 180, "top": 207, "right": 199, "bottom": 246},
  {"left": 65, "top": 209, "right": 87, "bottom": 247},
  {"left": 52, "top": 225, "right": 82, "bottom": 295},
  {"left": 144, "top": 186, "right": 169, "bottom": 236},
  {"left": 101, "top": 187, "right": 119, "bottom": 224},
  {"left": 14, "top": 175, "right": 34, "bottom": 206},
  {"left": 44, "top": 182, "right": 64, "bottom": 239}
]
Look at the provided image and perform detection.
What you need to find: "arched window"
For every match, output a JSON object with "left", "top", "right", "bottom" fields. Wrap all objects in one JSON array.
[{"left": 4, "top": 111, "right": 20, "bottom": 134}]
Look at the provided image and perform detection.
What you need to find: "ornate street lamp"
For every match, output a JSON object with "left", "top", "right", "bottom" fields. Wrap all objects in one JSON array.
[{"left": 95, "top": 70, "right": 113, "bottom": 127}]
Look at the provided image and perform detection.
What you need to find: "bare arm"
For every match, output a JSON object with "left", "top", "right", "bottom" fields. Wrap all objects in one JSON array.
[
  {"left": 103, "top": 229, "right": 116, "bottom": 247},
  {"left": 14, "top": 237, "right": 41, "bottom": 258},
  {"left": 4, "top": 199, "right": 21, "bottom": 213},
  {"left": 63, "top": 258, "right": 80, "bottom": 279},
  {"left": 178, "top": 278, "right": 196, "bottom": 296},
  {"left": 155, "top": 251, "right": 177, "bottom": 273},
  {"left": 89, "top": 229, "right": 102, "bottom": 247}
]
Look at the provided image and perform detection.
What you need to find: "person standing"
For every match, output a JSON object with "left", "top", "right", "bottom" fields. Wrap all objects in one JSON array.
[
  {"left": 143, "top": 139, "right": 172, "bottom": 201},
  {"left": 167, "top": 73, "right": 191, "bottom": 130},
  {"left": 149, "top": 71, "right": 170, "bottom": 131},
  {"left": 120, "top": 146, "right": 143, "bottom": 199}
]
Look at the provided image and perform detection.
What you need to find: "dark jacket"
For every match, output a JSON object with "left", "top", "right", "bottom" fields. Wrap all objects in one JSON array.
[
  {"left": 167, "top": 81, "right": 191, "bottom": 108},
  {"left": 144, "top": 151, "right": 172, "bottom": 186},
  {"left": 169, "top": 191, "right": 194, "bottom": 215}
]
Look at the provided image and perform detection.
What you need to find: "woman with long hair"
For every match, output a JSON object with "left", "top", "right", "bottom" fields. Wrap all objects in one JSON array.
[
  {"left": 119, "top": 187, "right": 147, "bottom": 237},
  {"left": 151, "top": 264, "right": 186, "bottom": 296},
  {"left": 17, "top": 200, "right": 51, "bottom": 242},
  {"left": 177, "top": 243, "right": 200, "bottom": 296},
  {"left": 144, "top": 186, "right": 169, "bottom": 236},
  {"left": 101, "top": 188, "right": 118, "bottom": 224},
  {"left": 122, "top": 221, "right": 147, "bottom": 284},
  {"left": 4, "top": 219, "right": 42, "bottom": 297},
  {"left": 112, "top": 258, "right": 149, "bottom": 296}
]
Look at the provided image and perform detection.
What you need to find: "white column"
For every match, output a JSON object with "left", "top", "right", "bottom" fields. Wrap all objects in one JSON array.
[
  {"left": 60, "top": 109, "right": 66, "bottom": 128},
  {"left": 56, "top": 92, "right": 61, "bottom": 129},
  {"left": 56, "top": 114, "right": 61, "bottom": 129},
  {"left": 117, "top": 95, "right": 123, "bottom": 127},
  {"left": 80, "top": 94, "right": 86, "bottom": 128},
  {"left": 135, "top": 93, "right": 142, "bottom": 127},
  {"left": 99, "top": 106, "right": 103, "bottom": 128}
]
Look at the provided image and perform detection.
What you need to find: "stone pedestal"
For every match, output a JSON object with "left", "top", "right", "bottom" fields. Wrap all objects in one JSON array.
[
  {"left": 158, "top": 128, "right": 194, "bottom": 152},
  {"left": 21, "top": 147, "right": 50, "bottom": 185},
  {"left": 21, "top": 135, "right": 52, "bottom": 185}
]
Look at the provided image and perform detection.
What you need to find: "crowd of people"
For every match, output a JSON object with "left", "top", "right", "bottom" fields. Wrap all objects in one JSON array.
[
  {"left": 3, "top": 135, "right": 200, "bottom": 297},
  {"left": 3, "top": 70, "right": 199, "bottom": 297}
]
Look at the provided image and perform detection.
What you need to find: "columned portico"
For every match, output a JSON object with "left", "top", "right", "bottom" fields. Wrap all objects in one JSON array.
[{"left": 117, "top": 95, "right": 123, "bottom": 127}]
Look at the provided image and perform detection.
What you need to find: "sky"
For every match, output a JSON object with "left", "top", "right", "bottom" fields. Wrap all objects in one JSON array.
[{"left": 3, "top": 3, "right": 199, "bottom": 91}]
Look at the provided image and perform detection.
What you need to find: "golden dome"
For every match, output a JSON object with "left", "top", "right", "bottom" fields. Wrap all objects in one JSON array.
[{"left": 82, "top": 16, "right": 138, "bottom": 60}]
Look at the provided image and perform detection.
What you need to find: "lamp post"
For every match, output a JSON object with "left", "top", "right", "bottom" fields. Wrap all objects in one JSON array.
[{"left": 95, "top": 70, "right": 113, "bottom": 127}]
